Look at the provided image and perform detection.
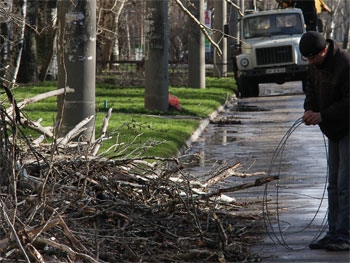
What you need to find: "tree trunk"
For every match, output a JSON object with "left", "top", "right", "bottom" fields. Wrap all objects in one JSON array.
[
  {"left": 343, "top": 23, "right": 349, "bottom": 50},
  {"left": 8, "top": 0, "right": 27, "bottom": 85},
  {"left": 38, "top": 0, "right": 57, "bottom": 81},
  {"left": 17, "top": 0, "right": 38, "bottom": 83},
  {"left": 188, "top": 0, "right": 205, "bottom": 89},
  {"left": 144, "top": 0, "right": 169, "bottom": 111},
  {"left": 213, "top": 0, "right": 227, "bottom": 78},
  {"left": 57, "top": 0, "right": 96, "bottom": 141},
  {"left": 0, "top": 23, "right": 10, "bottom": 80}
]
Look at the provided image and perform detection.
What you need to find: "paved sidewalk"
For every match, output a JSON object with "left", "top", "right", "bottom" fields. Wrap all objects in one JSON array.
[{"left": 184, "top": 83, "right": 349, "bottom": 262}]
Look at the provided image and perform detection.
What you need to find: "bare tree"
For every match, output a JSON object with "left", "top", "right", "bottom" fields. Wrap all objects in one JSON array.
[
  {"left": 37, "top": 0, "right": 57, "bottom": 81},
  {"left": 341, "top": 0, "right": 349, "bottom": 49},
  {"left": 96, "top": 0, "right": 127, "bottom": 71},
  {"left": 320, "top": 0, "right": 349, "bottom": 47},
  {"left": 1, "top": 0, "right": 27, "bottom": 85}
]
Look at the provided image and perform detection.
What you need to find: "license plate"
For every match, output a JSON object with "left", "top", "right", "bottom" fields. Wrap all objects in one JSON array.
[{"left": 266, "top": 68, "right": 286, "bottom": 74}]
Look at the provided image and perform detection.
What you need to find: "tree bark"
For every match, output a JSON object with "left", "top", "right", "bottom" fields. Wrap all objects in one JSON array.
[
  {"left": 17, "top": 0, "right": 38, "bottom": 83},
  {"left": 57, "top": 0, "right": 96, "bottom": 141},
  {"left": 213, "top": 0, "right": 227, "bottom": 78},
  {"left": 188, "top": 0, "right": 205, "bottom": 89},
  {"left": 144, "top": 0, "right": 169, "bottom": 111},
  {"left": 37, "top": 0, "right": 57, "bottom": 81},
  {"left": 110, "top": 0, "right": 127, "bottom": 68}
]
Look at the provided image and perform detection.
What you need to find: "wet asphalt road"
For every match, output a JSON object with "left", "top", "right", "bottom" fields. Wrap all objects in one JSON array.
[{"left": 184, "top": 82, "right": 350, "bottom": 262}]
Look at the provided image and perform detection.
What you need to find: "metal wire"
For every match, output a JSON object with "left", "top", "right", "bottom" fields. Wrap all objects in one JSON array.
[{"left": 262, "top": 117, "right": 329, "bottom": 250}]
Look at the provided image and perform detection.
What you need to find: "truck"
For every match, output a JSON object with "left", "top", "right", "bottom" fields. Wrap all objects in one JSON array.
[{"left": 233, "top": 8, "right": 309, "bottom": 97}]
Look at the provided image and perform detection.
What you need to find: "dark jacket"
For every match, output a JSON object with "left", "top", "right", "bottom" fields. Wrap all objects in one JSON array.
[{"left": 303, "top": 39, "right": 349, "bottom": 141}]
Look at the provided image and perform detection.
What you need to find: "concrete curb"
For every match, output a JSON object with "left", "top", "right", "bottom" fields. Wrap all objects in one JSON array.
[{"left": 178, "top": 94, "right": 235, "bottom": 156}]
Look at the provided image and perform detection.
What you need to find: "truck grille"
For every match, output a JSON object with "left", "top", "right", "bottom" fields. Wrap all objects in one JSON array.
[{"left": 256, "top": 46, "right": 293, "bottom": 65}]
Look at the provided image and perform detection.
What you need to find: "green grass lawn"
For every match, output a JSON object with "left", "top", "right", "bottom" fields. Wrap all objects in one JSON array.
[{"left": 7, "top": 77, "right": 236, "bottom": 158}]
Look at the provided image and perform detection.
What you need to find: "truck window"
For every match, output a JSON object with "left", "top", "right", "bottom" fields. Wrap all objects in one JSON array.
[
  {"left": 243, "top": 13, "right": 303, "bottom": 39},
  {"left": 276, "top": 14, "right": 303, "bottom": 34},
  {"left": 244, "top": 16, "right": 271, "bottom": 38}
]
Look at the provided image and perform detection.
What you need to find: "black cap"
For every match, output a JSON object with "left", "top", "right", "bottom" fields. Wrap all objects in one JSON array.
[{"left": 299, "top": 31, "right": 326, "bottom": 57}]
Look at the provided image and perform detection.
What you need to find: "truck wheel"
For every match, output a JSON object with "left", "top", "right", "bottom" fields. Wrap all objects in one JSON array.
[
  {"left": 249, "top": 82, "right": 259, "bottom": 97},
  {"left": 239, "top": 77, "right": 259, "bottom": 98}
]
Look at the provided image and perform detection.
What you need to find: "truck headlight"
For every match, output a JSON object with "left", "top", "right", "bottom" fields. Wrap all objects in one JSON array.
[{"left": 240, "top": 58, "right": 249, "bottom": 67}]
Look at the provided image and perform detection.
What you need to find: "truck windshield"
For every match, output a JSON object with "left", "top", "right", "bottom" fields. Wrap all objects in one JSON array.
[{"left": 243, "top": 13, "right": 303, "bottom": 39}]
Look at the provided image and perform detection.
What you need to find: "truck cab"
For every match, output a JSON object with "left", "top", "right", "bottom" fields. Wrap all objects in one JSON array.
[{"left": 234, "top": 8, "right": 309, "bottom": 97}]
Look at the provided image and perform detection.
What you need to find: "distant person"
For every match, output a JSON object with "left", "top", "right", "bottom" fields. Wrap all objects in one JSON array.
[
  {"left": 276, "top": 0, "right": 331, "bottom": 31},
  {"left": 299, "top": 31, "right": 349, "bottom": 251},
  {"left": 314, "top": 0, "right": 331, "bottom": 14},
  {"left": 314, "top": 0, "right": 332, "bottom": 32}
]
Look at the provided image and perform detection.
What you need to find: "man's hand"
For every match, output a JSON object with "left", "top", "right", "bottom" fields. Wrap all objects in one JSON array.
[{"left": 302, "top": 110, "right": 322, "bottom": 125}]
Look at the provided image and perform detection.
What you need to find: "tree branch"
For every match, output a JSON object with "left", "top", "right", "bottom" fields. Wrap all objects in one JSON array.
[
  {"left": 174, "top": 0, "right": 222, "bottom": 55},
  {"left": 17, "top": 87, "right": 75, "bottom": 110},
  {"left": 0, "top": 200, "right": 31, "bottom": 262},
  {"left": 57, "top": 115, "right": 94, "bottom": 145}
]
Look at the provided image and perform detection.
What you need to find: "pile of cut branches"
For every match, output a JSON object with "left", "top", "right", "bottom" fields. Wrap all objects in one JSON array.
[{"left": 0, "top": 87, "right": 275, "bottom": 262}]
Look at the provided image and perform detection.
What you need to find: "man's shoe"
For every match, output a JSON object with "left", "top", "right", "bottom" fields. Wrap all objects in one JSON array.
[
  {"left": 326, "top": 240, "right": 350, "bottom": 251},
  {"left": 309, "top": 236, "right": 334, "bottom": 249}
]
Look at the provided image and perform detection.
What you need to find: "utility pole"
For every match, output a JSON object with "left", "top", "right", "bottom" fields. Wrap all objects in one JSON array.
[
  {"left": 188, "top": 0, "right": 205, "bottom": 89},
  {"left": 213, "top": 0, "right": 227, "bottom": 77},
  {"left": 57, "top": 0, "right": 96, "bottom": 141},
  {"left": 144, "top": 0, "right": 169, "bottom": 111}
]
